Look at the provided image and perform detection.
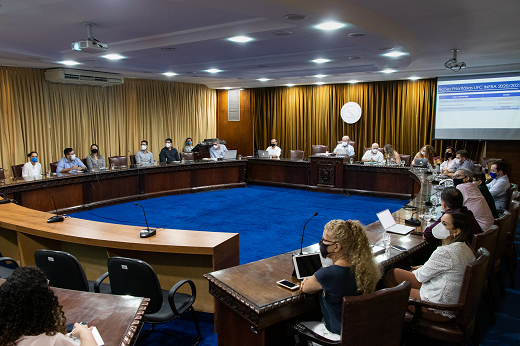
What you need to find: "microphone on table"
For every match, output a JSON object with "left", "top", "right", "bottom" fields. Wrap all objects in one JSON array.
[
  {"left": 405, "top": 210, "right": 421, "bottom": 226},
  {"left": 135, "top": 202, "right": 156, "bottom": 238},
  {"left": 0, "top": 193, "right": 13, "bottom": 204},
  {"left": 44, "top": 186, "right": 65, "bottom": 223},
  {"left": 299, "top": 212, "right": 319, "bottom": 255}
]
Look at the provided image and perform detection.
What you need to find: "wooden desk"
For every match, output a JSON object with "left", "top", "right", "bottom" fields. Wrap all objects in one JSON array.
[
  {"left": 0, "top": 203, "right": 239, "bottom": 313},
  {"left": 0, "top": 278, "right": 148, "bottom": 346},
  {"left": 205, "top": 171, "right": 436, "bottom": 345}
]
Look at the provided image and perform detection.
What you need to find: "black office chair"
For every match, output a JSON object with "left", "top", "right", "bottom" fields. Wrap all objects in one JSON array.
[
  {"left": 34, "top": 249, "right": 111, "bottom": 293},
  {"left": 0, "top": 256, "right": 19, "bottom": 278},
  {"left": 95, "top": 257, "right": 201, "bottom": 345}
]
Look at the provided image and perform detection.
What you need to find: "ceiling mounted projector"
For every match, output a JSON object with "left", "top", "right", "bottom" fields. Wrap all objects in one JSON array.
[
  {"left": 71, "top": 23, "right": 108, "bottom": 53},
  {"left": 444, "top": 49, "right": 466, "bottom": 72}
]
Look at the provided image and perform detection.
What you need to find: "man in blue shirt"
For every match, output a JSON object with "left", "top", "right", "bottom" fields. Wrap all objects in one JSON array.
[
  {"left": 56, "top": 148, "right": 87, "bottom": 173},
  {"left": 447, "top": 149, "right": 475, "bottom": 176},
  {"left": 210, "top": 139, "right": 228, "bottom": 158}
]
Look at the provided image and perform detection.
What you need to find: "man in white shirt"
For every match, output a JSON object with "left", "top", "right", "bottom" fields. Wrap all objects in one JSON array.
[
  {"left": 362, "top": 143, "right": 384, "bottom": 163},
  {"left": 333, "top": 136, "right": 355, "bottom": 156},
  {"left": 486, "top": 161, "right": 510, "bottom": 211},
  {"left": 266, "top": 138, "right": 281, "bottom": 158},
  {"left": 22, "top": 151, "right": 42, "bottom": 179},
  {"left": 210, "top": 139, "right": 228, "bottom": 158}
]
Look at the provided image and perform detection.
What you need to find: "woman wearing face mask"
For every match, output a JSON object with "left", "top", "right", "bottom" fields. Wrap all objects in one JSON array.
[
  {"left": 22, "top": 151, "right": 42, "bottom": 179},
  {"left": 299, "top": 220, "right": 381, "bottom": 341},
  {"left": 183, "top": 138, "right": 194, "bottom": 152},
  {"left": 86, "top": 144, "right": 106, "bottom": 171},
  {"left": 414, "top": 145, "right": 440, "bottom": 167},
  {"left": 440, "top": 146, "right": 457, "bottom": 173},
  {"left": 384, "top": 211, "right": 475, "bottom": 321}
]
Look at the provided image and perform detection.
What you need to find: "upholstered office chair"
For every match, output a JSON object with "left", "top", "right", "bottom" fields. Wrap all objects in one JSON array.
[
  {"left": 81, "top": 158, "right": 88, "bottom": 168},
  {"left": 493, "top": 210, "right": 511, "bottom": 298},
  {"left": 0, "top": 256, "right": 19, "bottom": 278},
  {"left": 290, "top": 150, "right": 305, "bottom": 160},
  {"left": 293, "top": 281, "right": 411, "bottom": 346},
  {"left": 95, "top": 257, "right": 201, "bottom": 345},
  {"left": 405, "top": 248, "right": 489, "bottom": 346},
  {"left": 471, "top": 225, "right": 499, "bottom": 323},
  {"left": 108, "top": 156, "right": 127, "bottom": 167},
  {"left": 399, "top": 155, "right": 411, "bottom": 165},
  {"left": 129, "top": 155, "right": 136, "bottom": 166},
  {"left": 34, "top": 249, "right": 111, "bottom": 293},
  {"left": 11, "top": 164, "right": 23, "bottom": 178},
  {"left": 513, "top": 190, "right": 520, "bottom": 202},
  {"left": 50, "top": 162, "right": 58, "bottom": 173},
  {"left": 504, "top": 200, "right": 519, "bottom": 288},
  {"left": 311, "top": 145, "right": 329, "bottom": 155},
  {"left": 0, "top": 168, "right": 5, "bottom": 179},
  {"left": 181, "top": 152, "right": 195, "bottom": 160}
]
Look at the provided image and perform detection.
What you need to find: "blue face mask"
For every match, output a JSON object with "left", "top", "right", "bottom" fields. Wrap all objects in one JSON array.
[
  {"left": 31, "top": 157, "right": 38, "bottom": 163},
  {"left": 188, "top": 141, "right": 192, "bottom": 145},
  {"left": 490, "top": 172, "right": 497, "bottom": 179}
]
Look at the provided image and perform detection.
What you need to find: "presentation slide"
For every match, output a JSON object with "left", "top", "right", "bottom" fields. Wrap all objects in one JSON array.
[{"left": 434, "top": 73, "right": 520, "bottom": 140}]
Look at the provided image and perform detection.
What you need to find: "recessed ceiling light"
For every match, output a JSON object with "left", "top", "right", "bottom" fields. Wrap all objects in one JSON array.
[
  {"left": 408, "top": 76, "right": 420, "bottom": 81},
  {"left": 103, "top": 54, "right": 125, "bottom": 60},
  {"left": 228, "top": 36, "right": 253, "bottom": 43},
  {"left": 286, "top": 84, "right": 295, "bottom": 87},
  {"left": 314, "top": 74, "right": 328, "bottom": 78},
  {"left": 315, "top": 22, "right": 346, "bottom": 31},
  {"left": 384, "top": 51, "right": 406, "bottom": 57},
  {"left": 205, "top": 69, "right": 222, "bottom": 73},
  {"left": 162, "top": 72, "right": 178, "bottom": 76},
  {"left": 315, "top": 82, "right": 325, "bottom": 85},
  {"left": 285, "top": 14, "right": 307, "bottom": 20},
  {"left": 60, "top": 60, "right": 80, "bottom": 66},
  {"left": 348, "top": 80, "right": 359, "bottom": 84},
  {"left": 257, "top": 78, "right": 271, "bottom": 82},
  {"left": 312, "top": 58, "right": 330, "bottom": 64},
  {"left": 348, "top": 33, "right": 365, "bottom": 37},
  {"left": 381, "top": 69, "right": 396, "bottom": 73}
]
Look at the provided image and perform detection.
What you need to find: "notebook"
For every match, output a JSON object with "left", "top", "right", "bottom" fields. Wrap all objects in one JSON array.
[
  {"left": 223, "top": 150, "right": 237, "bottom": 159},
  {"left": 376, "top": 209, "right": 414, "bottom": 235}
]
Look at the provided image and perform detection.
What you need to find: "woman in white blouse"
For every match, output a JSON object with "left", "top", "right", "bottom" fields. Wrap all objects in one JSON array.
[
  {"left": 22, "top": 151, "right": 42, "bottom": 179},
  {"left": 384, "top": 211, "right": 475, "bottom": 321},
  {"left": 440, "top": 146, "right": 458, "bottom": 173}
]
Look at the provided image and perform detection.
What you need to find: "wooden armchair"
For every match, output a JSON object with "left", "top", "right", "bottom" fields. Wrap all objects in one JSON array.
[
  {"left": 108, "top": 156, "right": 128, "bottom": 168},
  {"left": 504, "top": 201, "right": 519, "bottom": 289},
  {"left": 290, "top": 150, "right": 305, "bottom": 160},
  {"left": 311, "top": 145, "right": 329, "bottom": 155},
  {"left": 493, "top": 210, "right": 512, "bottom": 298},
  {"left": 11, "top": 164, "right": 24, "bottom": 178}
]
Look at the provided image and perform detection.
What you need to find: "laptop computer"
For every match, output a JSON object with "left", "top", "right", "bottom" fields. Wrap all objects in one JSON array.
[
  {"left": 413, "top": 158, "right": 428, "bottom": 167},
  {"left": 376, "top": 209, "right": 414, "bottom": 235},
  {"left": 223, "top": 150, "right": 237, "bottom": 160},
  {"left": 335, "top": 148, "right": 346, "bottom": 155},
  {"left": 257, "top": 150, "right": 269, "bottom": 158}
]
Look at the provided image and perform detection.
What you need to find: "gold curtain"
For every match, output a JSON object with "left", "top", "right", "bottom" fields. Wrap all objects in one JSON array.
[
  {"left": 109, "top": 79, "right": 217, "bottom": 160},
  {"left": 251, "top": 79, "right": 484, "bottom": 160},
  {"left": 0, "top": 66, "right": 50, "bottom": 176}
]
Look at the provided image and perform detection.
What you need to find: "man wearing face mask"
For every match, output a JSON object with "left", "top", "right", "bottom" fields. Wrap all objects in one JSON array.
[
  {"left": 447, "top": 150, "right": 474, "bottom": 176},
  {"left": 266, "top": 138, "right": 281, "bottom": 158},
  {"left": 135, "top": 140, "right": 153, "bottom": 165},
  {"left": 159, "top": 138, "right": 180, "bottom": 163},
  {"left": 183, "top": 138, "right": 194, "bottom": 152},
  {"left": 361, "top": 143, "right": 384, "bottom": 163},
  {"left": 22, "top": 151, "right": 42, "bottom": 179},
  {"left": 423, "top": 187, "right": 482, "bottom": 244},
  {"left": 210, "top": 138, "right": 228, "bottom": 159},
  {"left": 453, "top": 169, "right": 494, "bottom": 231},
  {"left": 333, "top": 136, "right": 355, "bottom": 156},
  {"left": 486, "top": 161, "right": 510, "bottom": 211},
  {"left": 56, "top": 148, "right": 86, "bottom": 174}
]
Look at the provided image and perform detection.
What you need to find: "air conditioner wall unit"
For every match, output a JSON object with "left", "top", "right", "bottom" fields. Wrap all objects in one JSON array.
[{"left": 44, "top": 68, "right": 124, "bottom": 86}]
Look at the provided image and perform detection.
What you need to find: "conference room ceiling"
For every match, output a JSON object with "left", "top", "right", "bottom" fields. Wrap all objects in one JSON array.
[{"left": 0, "top": 0, "right": 519, "bottom": 89}]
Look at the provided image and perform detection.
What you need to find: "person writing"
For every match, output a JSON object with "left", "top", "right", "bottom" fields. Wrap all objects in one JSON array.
[
  {"left": 383, "top": 144, "right": 401, "bottom": 164},
  {"left": 183, "top": 138, "right": 194, "bottom": 152},
  {"left": 210, "top": 139, "right": 228, "bottom": 158},
  {"left": 135, "top": 140, "right": 153, "bottom": 165},
  {"left": 299, "top": 220, "right": 381, "bottom": 341},
  {"left": 486, "top": 161, "right": 510, "bottom": 211},
  {"left": 266, "top": 138, "right": 281, "bottom": 158},
  {"left": 333, "top": 136, "right": 355, "bottom": 156},
  {"left": 362, "top": 143, "right": 384, "bottom": 163},
  {"left": 22, "top": 151, "right": 42, "bottom": 179},
  {"left": 86, "top": 144, "right": 106, "bottom": 171},
  {"left": 0, "top": 266, "right": 97, "bottom": 346},
  {"left": 159, "top": 138, "right": 180, "bottom": 163},
  {"left": 56, "top": 148, "right": 86, "bottom": 174}
]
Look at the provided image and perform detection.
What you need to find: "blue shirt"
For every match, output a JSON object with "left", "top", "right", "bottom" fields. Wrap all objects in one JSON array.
[
  {"left": 451, "top": 158, "right": 475, "bottom": 173},
  {"left": 210, "top": 144, "right": 228, "bottom": 158},
  {"left": 487, "top": 174, "right": 510, "bottom": 211},
  {"left": 314, "top": 265, "right": 360, "bottom": 334},
  {"left": 56, "top": 157, "right": 86, "bottom": 173}
]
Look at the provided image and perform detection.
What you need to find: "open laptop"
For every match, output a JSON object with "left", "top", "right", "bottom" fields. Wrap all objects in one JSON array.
[
  {"left": 223, "top": 150, "right": 237, "bottom": 160},
  {"left": 257, "top": 150, "right": 269, "bottom": 158},
  {"left": 335, "top": 148, "right": 346, "bottom": 155},
  {"left": 376, "top": 209, "right": 414, "bottom": 235},
  {"left": 413, "top": 158, "right": 428, "bottom": 167}
]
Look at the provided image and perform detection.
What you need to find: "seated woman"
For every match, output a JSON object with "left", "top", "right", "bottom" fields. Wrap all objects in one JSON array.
[
  {"left": 383, "top": 144, "right": 401, "bottom": 164},
  {"left": 86, "top": 143, "right": 106, "bottom": 171},
  {"left": 299, "top": 220, "right": 381, "bottom": 341},
  {"left": 0, "top": 266, "right": 97, "bottom": 346},
  {"left": 183, "top": 137, "right": 194, "bottom": 152},
  {"left": 414, "top": 144, "right": 441, "bottom": 167},
  {"left": 384, "top": 211, "right": 475, "bottom": 322},
  {"left": 22, "top": 151, "right": 42, "bottom": 179},
  {"left": 440, "top": 146, "right": 457, "bottom": 173}
]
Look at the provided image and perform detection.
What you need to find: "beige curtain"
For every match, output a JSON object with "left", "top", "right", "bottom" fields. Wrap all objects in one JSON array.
[{"left": 0, "top": 67, "right": 50, "bottom": 176}]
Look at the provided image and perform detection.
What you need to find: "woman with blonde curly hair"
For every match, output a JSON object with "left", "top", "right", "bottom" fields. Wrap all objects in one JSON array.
[
  {"left": 414, "top": 144, "right": 441, "bottom": 166},
  {"left": 299, "top": 219, "right": 381, "bottom": 341}
]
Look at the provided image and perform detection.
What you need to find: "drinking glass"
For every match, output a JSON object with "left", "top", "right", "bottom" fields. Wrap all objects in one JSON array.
[
  {"left": 110, "top": 163, "right": 115, "bottom": 170},
  {"left": 383, "top": 233, "right": 391, "bottom": 249},
  {"left": 349, "top": 158, "right": 353, "bottom": 164},
  {"left": 423, "top": 210, "right": 432, "bottom": 226},
  {"left": 46, "top": 170, "right": 51, "bottom": 178}
]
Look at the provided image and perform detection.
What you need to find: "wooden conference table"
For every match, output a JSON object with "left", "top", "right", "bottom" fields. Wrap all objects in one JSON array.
[{"left": 0, "top": 278, "right": 148, "bottom": 346}]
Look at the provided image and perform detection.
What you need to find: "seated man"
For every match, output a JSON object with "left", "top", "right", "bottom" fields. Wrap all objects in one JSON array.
[
  {"left": 473, "top": 172, "right": 499, "bottom": 218},
  {"left": 135, "top": 140, "right": 153, "bottom": 165},
  {"left": 447, "top": 149, "right": 474, "bottom": 176},
  {"left": 453, "top": 169, "right": 494, "bottom": 231},
  {"left": 333, "top": 136, "right": 355, "bottom": 156},
  {"left": 210, "top": 139, "right": 228, "bottom": 158},
  {"left": 266, "top": 138, "right": 282, "bottom": 158},
  {"left": 56, "top": 148, "right": 86, "bottom": 173},
  {"left": 159, "top": 138, "right": 180, "bottom": 163},
  {"left": 183, "top": 137, "right": 194, "bottom": 152},
  {"left": 361, "top": 143, "right": 384, "bottom": 163},
  {"left": 486, "top": 160, "right": 510, "bottom": 211},
  {"left": 423, "top": 187, "right": 482, "bottom": 243}
]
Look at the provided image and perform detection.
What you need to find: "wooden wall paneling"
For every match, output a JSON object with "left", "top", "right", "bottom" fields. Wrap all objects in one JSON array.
[
  {"left": 485, "top": 140, "right": 520, "bottom": 184},
  {"left": 217, "top": 90, "right": 254, "bottom": 157},
  {"left": 0, "top": 227, "right": 20, "bottom": 262},
  {"left": 87, "top": 175, "right": 140, "bottom": 204},
  {"left": 21, "top": 183, "right": 83, "bottom": 212},
  {"left": 16, "top": 232, "right": 61, "bottom": 266},
  {"left": 192, "top": 166, "right": 239, "bottom": 187},
  {"left": 285, "top": 166, "right": 309, "bottom": 185},
  {"left": 141, "top": 170, "right": 191, "bottom": 194}
]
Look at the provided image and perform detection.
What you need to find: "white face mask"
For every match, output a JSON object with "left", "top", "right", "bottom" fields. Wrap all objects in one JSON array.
[
  {"left": 372, "top": 149, "right": 378, "bottom": 154},
  {"left": 141, "top": 145, "right": 147, "bottom": 151},
  {"left": 213, "top": 145, "right": 218, "bottom": 149},
  {"left": 432, "top": 223, "right": 451, "bottom": 240},
  {"left": 342, "top": 142, "right": 348, "bottom": 147},
  {"left": 421, "top": 150, "right": 426, "bottom": 156},
  {"left": 71, "top": 154, "right": 76, "bottom": 161},
  {"left": 165, "top": 143, "right": 171, "bottom": 148}
]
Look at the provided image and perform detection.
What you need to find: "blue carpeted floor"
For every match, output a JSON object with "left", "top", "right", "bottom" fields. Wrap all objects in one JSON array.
[{"left": 67, "top": 186, "right": 520, "bottom": 346}]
